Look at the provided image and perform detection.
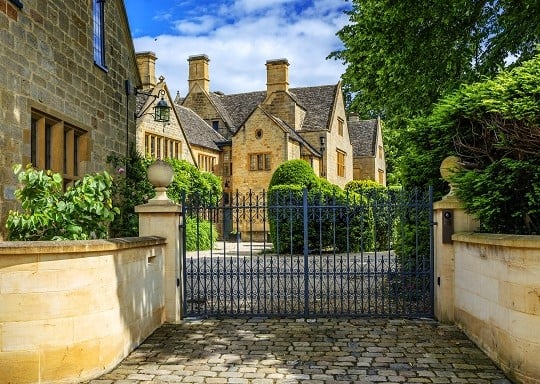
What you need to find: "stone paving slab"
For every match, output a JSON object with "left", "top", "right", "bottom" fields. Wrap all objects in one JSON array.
[{"left": 86, "top": 318, "right": 512, "bottom": 384}]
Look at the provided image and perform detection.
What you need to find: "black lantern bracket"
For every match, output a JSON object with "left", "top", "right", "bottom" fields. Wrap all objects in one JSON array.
[{"left": 135, "top": 88, "right": 171, "bottom": 123}]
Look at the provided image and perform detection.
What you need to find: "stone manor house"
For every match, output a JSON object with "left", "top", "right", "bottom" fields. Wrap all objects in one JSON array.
[{"left": 0, "top": 0, "right": 386, "bottom": 240}]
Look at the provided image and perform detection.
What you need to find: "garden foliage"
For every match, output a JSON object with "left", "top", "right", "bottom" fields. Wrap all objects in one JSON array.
[
  {"left": 184, "top": 216, "right": 218, "bottom": 252},
  {"left": 345, "top": 180, "right": 396, "bottom": 251},
  {"left": 6, "top": 164, "right": 118, "bottom": 240},
  {"left": 108, "top": 149, "right": 222, "bottom": 249},
  {"left": 431, "top": 54, "right": 540, "bottom": 233},
  {"left": 267, "top": 160, "right": 374, "bottom": 253}
]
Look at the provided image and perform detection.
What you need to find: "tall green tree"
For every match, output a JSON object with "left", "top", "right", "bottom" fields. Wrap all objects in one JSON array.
[{"left": 331, "top": 0, "right": 540, "bottom": 188}]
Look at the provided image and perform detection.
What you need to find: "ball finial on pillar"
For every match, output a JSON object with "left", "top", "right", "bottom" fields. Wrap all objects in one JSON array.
[
  {"left": 440, "top": 156, "right": 462, "bottom": 199},
  {"left": 147, "top": 160, "right": 174, "bottom": 202}
]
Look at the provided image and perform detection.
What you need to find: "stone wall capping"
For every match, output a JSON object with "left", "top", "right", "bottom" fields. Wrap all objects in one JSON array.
[{"left": 0, "top": 236, "right": 166, "bottom": 255}]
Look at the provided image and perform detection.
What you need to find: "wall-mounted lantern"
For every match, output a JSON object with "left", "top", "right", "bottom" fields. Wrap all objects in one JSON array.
[{"left": 136, "top": 89, "right": 171, "bottom": 123}]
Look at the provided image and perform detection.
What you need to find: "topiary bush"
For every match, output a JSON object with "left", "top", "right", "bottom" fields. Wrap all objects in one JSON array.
[
  {"left": 268, "top": 159, "right": 318, "bottom": 189},
  {"left": 267, "top": 160, "right": 374, "bottom": 253},
  {"left": 6, "top": 164, "right": 118, "bottom": 241}
]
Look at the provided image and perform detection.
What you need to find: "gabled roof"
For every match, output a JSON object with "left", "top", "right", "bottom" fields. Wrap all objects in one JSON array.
[
  {"left": 349, "top": 118, "right": 378, "bottom": 157},
  {"left": 290, "top": 85, "right": 337, "bottom": 132},
  {"left": 176, "top": 105, "right": 226, "bottom": 151},
  {"left": 255, "top": 106, "right": 321, "bottom": 157},
  {"left": 213, "top": 91, "right": 266, "bottom": 130},
  {"left": 204, "top": 84, "right": 339, "bottom": 133}
]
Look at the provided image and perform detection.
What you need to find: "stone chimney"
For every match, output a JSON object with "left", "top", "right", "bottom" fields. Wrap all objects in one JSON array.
[
  {"left": 348, "top": 112, "right": 360, "bottom": 122},
  {"left": 266, "top": 58, "right": 289, "bottom": 94},
  {"left": 188, "top": 54, "right": 210, "bottom": 93},
  {"left": 136, "top": 51, "right": 157, "bottom": 89}
]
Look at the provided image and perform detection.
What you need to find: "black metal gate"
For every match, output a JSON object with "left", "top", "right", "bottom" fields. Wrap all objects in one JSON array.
[{"left": 182, "top": 187, "right": 434, "bottom": 318}]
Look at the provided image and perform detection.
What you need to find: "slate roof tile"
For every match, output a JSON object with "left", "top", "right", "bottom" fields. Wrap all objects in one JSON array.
[
  {"left": 175, "top": 105, "right": 226, "bottom": 151},
  {"left": 348, "top": 118, "right": 377, "bottom": 157}
]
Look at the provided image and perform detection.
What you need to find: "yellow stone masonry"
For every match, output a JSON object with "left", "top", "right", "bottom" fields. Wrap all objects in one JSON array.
[{"left": 0, "top": 237, "right": 166, "bottom": 383}]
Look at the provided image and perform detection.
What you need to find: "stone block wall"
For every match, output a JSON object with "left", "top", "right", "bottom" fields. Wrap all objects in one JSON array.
[
  {"left": 434, "top": 195, "right": 540, "bottom": 384},
  {"left": 0, "top": 237, "right": 166, "bottom": 383},
  {"left": 452, "top": 233, "right": 540, "bottom": 384},
  {"left": 0, "top": 0, "right": 140, "bottom": 239}
]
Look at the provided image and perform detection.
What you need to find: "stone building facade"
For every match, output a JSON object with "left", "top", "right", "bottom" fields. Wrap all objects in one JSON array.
[
  {"left": 348, "top": 115, "right": 387, "bottom": 185},
  {"left": 179, "top": 55, "right": 355, "bottom": 240},
  {"left": 135, "top": 52, "right": 195, "bottom": 164},
  {"left": 181, "top": 55, "right": 354, "bottom": 195},
  {"left": 0, "top": 0, "right": 141, "bottom": 240}
]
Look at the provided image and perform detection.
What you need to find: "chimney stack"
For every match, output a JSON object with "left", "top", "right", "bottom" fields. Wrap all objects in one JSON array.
[
  {"left": 188, "top": 54, "right": 210, "bottom": 93},
  {"left": 266, "top": 58, "right": 289, "bottom": 94},
  {"left": 136, "top": 51, "right": 157, "bottom": 89}
]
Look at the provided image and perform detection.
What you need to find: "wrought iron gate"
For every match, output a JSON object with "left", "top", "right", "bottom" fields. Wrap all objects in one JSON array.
[{"left": 182, "top": 187, "right": 434, "bottom": 318}]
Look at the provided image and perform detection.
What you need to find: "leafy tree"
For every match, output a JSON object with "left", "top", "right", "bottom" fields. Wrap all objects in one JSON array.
[
  {"left": 6, "top": 165, "right": 118, "bottom": 240},
  {"left": 439, "top": 54, "right": 540, "bottom": 233},
  {"left": 331, "top": 0, "right": 540, "bottom": 189},
  {"left": 166, "top": 158, "right": 222, "bottom": 205}
]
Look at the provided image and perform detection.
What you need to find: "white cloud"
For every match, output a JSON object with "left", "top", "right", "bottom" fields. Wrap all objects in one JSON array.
[{"left": 132, "top": 0, "right": 350, "bottom": 96}]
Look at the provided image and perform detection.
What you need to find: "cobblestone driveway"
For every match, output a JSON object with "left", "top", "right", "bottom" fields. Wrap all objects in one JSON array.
[{"left": 87, "top": 318, "right": 511, "bottom": 384}]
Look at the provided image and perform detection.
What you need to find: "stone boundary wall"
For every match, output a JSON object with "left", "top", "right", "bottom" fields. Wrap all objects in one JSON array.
[
  {"left": 452, "top": 233, "right": 540, "bottom": 384},
  {"left": 0, "top": 237, "right": 167, "bottom": 383}
]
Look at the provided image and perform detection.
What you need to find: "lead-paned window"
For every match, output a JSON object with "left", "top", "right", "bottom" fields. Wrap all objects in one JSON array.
[
  {"left": 249, "top": 153, "right": 271, "bottom": 171},
  {"left": 93, "top": 0, "right": 107, "bottom": 69}
]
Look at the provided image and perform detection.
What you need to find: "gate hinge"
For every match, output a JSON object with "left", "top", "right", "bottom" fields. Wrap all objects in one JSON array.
[{"left": 177, "top": 278, "right": 180, "bottom": 287}]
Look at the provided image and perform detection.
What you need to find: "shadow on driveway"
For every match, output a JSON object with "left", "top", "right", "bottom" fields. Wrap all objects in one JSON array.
[{"left": 88, "top": 317, "right": 511, "bottom": 383}]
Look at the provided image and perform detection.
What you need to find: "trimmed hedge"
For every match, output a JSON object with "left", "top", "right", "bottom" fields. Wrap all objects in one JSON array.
[
  {"left": 345, "top": 180, "right": 395, "bottom": 251},
  {"left": 267, "top": 160, "right": 375, "bottom": 254},
  {"left": 184, "top": 216, "right": 218, "bottom": 252}
]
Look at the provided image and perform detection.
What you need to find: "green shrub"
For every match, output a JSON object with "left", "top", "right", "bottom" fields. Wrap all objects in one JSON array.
[
  {"left": 391, "top": 188, "right": 432, "bottom": 274},
  {"left": 268, "top": 159, "right": 318, "bottom": 189},
  {"left": 453, "top": 158, "right": 540, "bottom": 234},
  {"left": 107, "top": 151, "right": 222, "bottom": 241},
  {"left": 107, "top": 148, "right": 154, "bottom": 237},
  {"left": 345, "top": 180, "right": 395, "bottom": 250},
  {"left": 166, "top": 158, "right": 222, "bottom": 205},
  {"left": 184, "top": 216, "right": 218, "bottom": 251},
  {"left": 268, "top": 184, "right": 374, "bottom": 254},
  {"left": 6, "top": 164, "right": 118, "bottom": 240}
]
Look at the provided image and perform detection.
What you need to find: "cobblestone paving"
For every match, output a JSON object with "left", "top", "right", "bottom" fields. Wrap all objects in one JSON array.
[{"left": 87, "top": 318, "right": 511, "bottom": 384}]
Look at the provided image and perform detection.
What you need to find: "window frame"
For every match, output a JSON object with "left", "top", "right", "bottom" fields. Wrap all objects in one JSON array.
[
  {"left": 145, "top": 132, "right": 182, "bottom": 160},
  {"left": 93, "top": 0, "right": 107, "bottom": 71},
  {"left": 249, "top": 153, "right": 271, "bottom": 171},
  {"left": 337, "top": 117, "right": 344, "bottom": 136},
  {"left": 30, "top": 110, "right": 88, "bottom": 186},
  {"left": 336, "top": 149, "right": 346, "bottom": 177},
  {"left": 198, "top": 153, "right": 216, "bottom": 172}
]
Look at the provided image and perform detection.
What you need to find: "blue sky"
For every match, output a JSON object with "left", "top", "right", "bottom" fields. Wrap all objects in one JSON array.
[{"left": 125, "top": 0, "right": 351, "bottom": 96}]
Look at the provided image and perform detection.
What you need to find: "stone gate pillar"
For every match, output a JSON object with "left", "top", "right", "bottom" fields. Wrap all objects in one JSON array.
[
  {"left": 433, "top": 156, "right": 478, "bottom": 323},
  {"left": 135, "top": 160, "right": 183, "bottom": 323}
]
